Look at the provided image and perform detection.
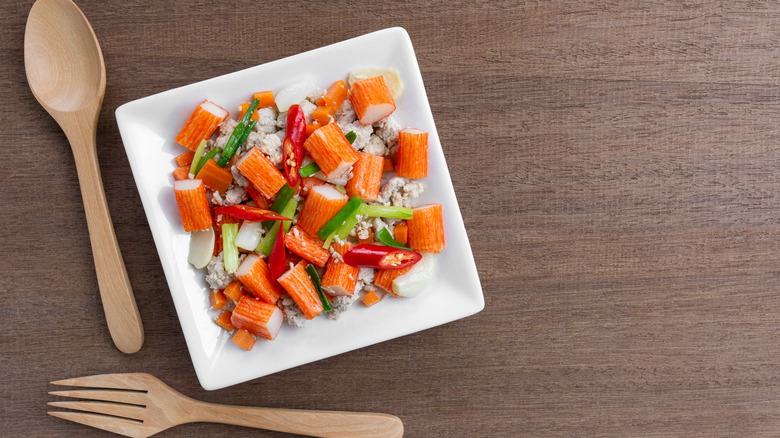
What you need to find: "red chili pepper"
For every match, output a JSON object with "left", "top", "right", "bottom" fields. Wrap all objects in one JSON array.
[
  {"left": 213, "top": 205, "right": 291, "bottom": 222},
  {"left": 343, "top": 244, "right": 422, "bottom": 270},
  {"left": 269, "top": 226, "right": 286, "bottom": 280},
  {"left": 283, "top": 104, "right": 306, "bottom": 187}
]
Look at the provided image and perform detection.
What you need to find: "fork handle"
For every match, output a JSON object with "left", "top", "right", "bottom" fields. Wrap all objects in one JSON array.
[{"left": 189, "top": 401, "right": 403, "bottom": 438}]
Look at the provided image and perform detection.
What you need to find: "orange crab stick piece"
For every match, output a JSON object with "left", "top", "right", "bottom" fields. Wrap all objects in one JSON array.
[
  {"left": 285, "top": 225, "right": 330, "bottom": 268},
  {"left": 175, "top": 100, "right": 229, "bottom": 151},
  {"left": 396, "top": 128, "right": 428, "bottom": 179},
  {"left": 303, "top": 123, "right": 359, "bottom": 179},
  {"left": 349, "top": 76, "right": 396, "bottom": 125},
  {"left": 173, "top": 179, "right": 212, "bottom": 232},
  {"left": 374, "top": 266, "right": 412, "bottom": 296},
  {"left": 236, "top": 146, "right": 287, "bottom": 199},
  {"left": 231, "top": 296, "right": 284, "bottom": 341},
  {"left": 407, "top": 203, "right": 445, "bottom": 253},
  {"left": 321, "top": 241, "right": 360, "bottom": 296},
  {"left": 345, "top": 152, "right": 384, "bottom": 201},
  {"left": 296, "top": 184, "right": 348, "bottom": 236},
  {"left": 235, "top": 254, "right": 284, "bottom": 305},
  {"left": 277, "top": 262, "right": 324, "bottom": 319},
  {"left": 195, "top": 159, "right": 233, "bottom": 193}
]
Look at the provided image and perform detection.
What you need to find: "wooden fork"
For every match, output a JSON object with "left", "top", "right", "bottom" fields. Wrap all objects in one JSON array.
[{"left": 48, "top": 373, "right": 403, "bottom": 437}]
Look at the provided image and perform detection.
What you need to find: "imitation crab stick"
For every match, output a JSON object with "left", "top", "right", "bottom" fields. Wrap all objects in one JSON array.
[
  {"left": 235, "top": 254, "right": 284, "bottom": 305},
  {"left": 303, "top": 123, "right": 359, "bottom": 179},
  {"left": 173, "top": 179, "right": 212, "bottom": 232},
  {"left": 396, "top": 128, "right": 428, "bottom": 179},
  {"left": 175, "top": 100, "right": 229, "bottom": 151},
  {"left": 407, "top": 203, "right": 445, "bottom": 253},
  {"left": 345, "top": 152, "right": 384, "bottom": 201},
  {"left": 172, "top": 166, "right": 190, "bottom": 181},
  {"left": 236, "top": 146, "right": 287, "bottom": 199},
  {"left": 296, "top": 184, "right": 348, "bottom": 236},
  {"left": 231, "top": 329, "right": 256, "bottom": 350},
  {"left": 277, "top": 262, "right": 324, "bottom": 319},
  {"left": 195, "top": 159, "right": 233, "bottom": 193},
  {"left": 349, "top": 76, "right": 396, "bottom": 125},
  {"left": 285, "top": 225, "right": 330, "bottom": 267},
  {"left": 175, "top": 151, "right": 195, "bottom": 167},
  {"left": 300, "top": 176, "right": 327, "bottom": 197},
  {"left": 231, "top": 296, "right": 284, "bottom": 340},
  {"left": 215, "top": 310, "right": 235, "bottom": 331},
  {"left": 374, "top": 266, "right": 412, "bottom": 295},
  {"left": 322, "top": 241, "right": 359, "bottom": 296}
]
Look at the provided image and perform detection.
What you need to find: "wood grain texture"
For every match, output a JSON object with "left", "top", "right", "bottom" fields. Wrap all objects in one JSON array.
[{"left": 4, "top": 0, "right": 780, "bottom": 436}]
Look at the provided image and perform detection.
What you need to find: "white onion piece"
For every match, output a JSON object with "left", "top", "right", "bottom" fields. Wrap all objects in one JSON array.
[
  {"left": 312, "top": 169, "right": 350, "bottom": 186},
  {"left": 348, "top": 68, "right": 404, "bottom": 99},
  {"left": 392, "top": 253, "right": 435, "bottom": 297},
  {"left": 188, "top": 226, "right": 215, "bottom": 269},
  {"left": 275, "top": 80, "right": 318, "bottom": 112},
  {"left": 235, "top": 220, "right": 265, "bottom": 251}
]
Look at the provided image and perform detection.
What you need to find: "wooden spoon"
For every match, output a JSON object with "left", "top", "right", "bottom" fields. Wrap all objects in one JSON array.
[{"left": 24, "top": 0, "right": 144, "bottom": 354}]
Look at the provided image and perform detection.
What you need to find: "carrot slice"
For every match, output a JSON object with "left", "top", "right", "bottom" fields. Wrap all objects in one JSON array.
[
  {"left": 231, "top": 328, "right": 256, "bottom": 350},
  {"left": 175, "top": 151, "right": 195, "bottom": 167},
  {"left": 321, "top": 241, "right": 359, "bottom": 296},
  {"left": 312, "top": 105, "right": 333, "bottom": 126},
  {"left": 396, "top": 128, "right": 428, "bottom": 179},
  {"left": 235, "top": 254, "right": 284, "bottom": 305},
  {"left": 195, "top": 159, "right": 233, "bottom": 193},
  {"left": 407, "top": 203, "right": 445, "bottom": 253},
  {"left": 305, "top": 122, "right": 321, "bottom": 139},
  {"left": 393, "top": 221, "right": 408, "bottom": 245},
  {"left": 382, "top": 157, "right": 394, "bottom": 173},
  {"left": 277, "top": 262, "right": 324, "bottom": 319},
  {"left": 361, "top": 289, "right": 386, "bottom": 307},
  {"left": 348, "top": 76, "right": 396, "bottom": 125},
  {"left": 285, "top": 225, "right": 330, "bottom": 268},
  {"left": 209, "top": 289, "right": 227, "bottom": 310},
  {"left": 236, "top": 146, "right": 287, "bottom": 199},
  {"left": 302, "top": 123, "right": 359, "bottom": 179},
  {"left": 296, "top": 184, "right": 348, "bottom": 236},
  {"left": 238, "top": 103, "right": 261, "bottom": 121},
  {"left": 253, "top": 91, "right": 275, "bottom": 108},
  {"left": 223, "top": 280, "right": 245, "bottom": 303},
  {"left": 231, "top": 296, "right": 284, "bottom": 340},
  {"left": 322, "top": 80, "right": 348, "bottom": 111},
  {"left": 215, "top": 310, "right": 235, "bottom": 331},
  {"left": 173, "top": 179, "right": 212, "bottom": 232},
  {"left": 345, "top": 152, "right": 384, "bottom": 202},
  {"left": 172, "top": 166, "right": 190, "bottom": 181},
  {"left": 175, "top": 100, "right": 229, "bottom": 151}
]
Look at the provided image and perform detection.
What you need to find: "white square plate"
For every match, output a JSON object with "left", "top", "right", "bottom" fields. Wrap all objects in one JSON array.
[{"left": 116, "top": 27, "right": 484, "bottom": 390}]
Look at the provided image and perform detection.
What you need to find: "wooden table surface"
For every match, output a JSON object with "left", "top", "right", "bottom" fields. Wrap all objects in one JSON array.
[{"left": 4, "top": 1, "right": 780, "bottom": 436}]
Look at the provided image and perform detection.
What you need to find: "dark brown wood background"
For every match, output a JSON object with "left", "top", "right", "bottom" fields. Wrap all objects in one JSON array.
[{"left": 4, "top": 0, "right": 780, "bottom": 436}]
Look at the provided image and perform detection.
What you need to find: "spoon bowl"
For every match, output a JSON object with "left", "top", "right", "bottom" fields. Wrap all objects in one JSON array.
[{"left": 24, "top": 0, "right": 144, "bottom": 354}]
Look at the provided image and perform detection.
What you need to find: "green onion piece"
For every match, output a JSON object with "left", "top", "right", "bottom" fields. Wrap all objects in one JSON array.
[
  {"left": 305, "top": 264, "right": 332, "bottom": 313},
  {"left": 299, "top": 162, "right": 320, "bottom": 178},
  {"left": 256, "top": 197, "right": 298, "bottom": 255},
  {"left": 194, "top": 148, "right": 221, "bottom": 175},
  {"left": 239, "top": 98, "right": 261, "bottom": 125},
  {"left": 189, "top": 140, "right": 207, "bottom": 175},
  {"left": 222, "top": 223, "right": 240, "bottom": 272},
  {"left": 322, "top": 229, "right": 337, "bottom": 249},
  {"left": 263, "top": 184, "right": 295, "bottom": 229},
  {"left": 335, "top": 200, "right": 364, "bottom": 240},
  {"left": 345, "top": 130, "right": 357, "bottom": 144},
  {"left": 217, "top": 119, "right": 257, "bottom": 167},
  {"left": 362, "top": 204, "right": 413, "bottom": 219},
  {"left": 376, "top": 227, "right": 411, "bottom": 250},
  {"left": 316, "top": 197, "right": 364, "bottom": 240}
]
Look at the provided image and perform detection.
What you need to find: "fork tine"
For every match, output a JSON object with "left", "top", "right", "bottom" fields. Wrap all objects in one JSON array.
[
  {"left": 51, "top": 373, "right": 148, "bottom": 390},
  {"left": 48, "top": 401, "right": 146, "bottom": 421},
  {"left": 48, "top": 411, "right": 148, "bottom": 438},
  {"left": 50, "top": 389, "right": 147, "bottom": 406}
]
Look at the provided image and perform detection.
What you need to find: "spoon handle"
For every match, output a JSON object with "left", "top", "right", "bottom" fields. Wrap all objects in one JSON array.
[{"left": 66, "top": 120, "right": 144, "bottom": 354}]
